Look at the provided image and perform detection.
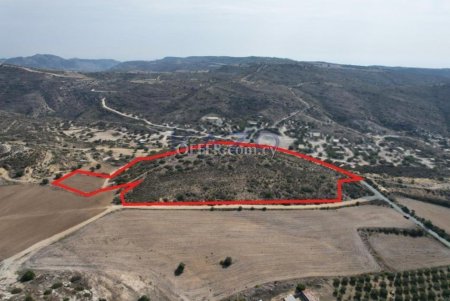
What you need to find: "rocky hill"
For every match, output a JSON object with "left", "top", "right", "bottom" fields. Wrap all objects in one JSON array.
[{"left": 3, "top": 54, "right": 120, "bottom": 72}]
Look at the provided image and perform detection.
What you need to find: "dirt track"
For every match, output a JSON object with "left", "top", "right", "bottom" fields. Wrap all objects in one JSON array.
[
  {"left": 25, "top": 206, "right": 414, "bottom": 300},
  {"left": 0, "top": 184, "right": 112, "bottom": 260}
]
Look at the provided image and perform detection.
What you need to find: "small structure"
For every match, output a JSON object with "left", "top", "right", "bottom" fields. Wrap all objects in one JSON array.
[
  {"left": 310, "top": 132, "right": 321, "bottom": 139},
  {"left": 201, "top": 116, "right": 223, "bottom": 126}
]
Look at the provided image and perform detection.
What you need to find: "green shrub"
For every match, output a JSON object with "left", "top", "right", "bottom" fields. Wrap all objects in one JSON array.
[
  {"left": 19, "top": 270, "right": 35, "bottom": 282},
  {"left": 333, "top": 278, "right": 340, "bottom": 287},
  {"left": 51, "top": 282, "right": 63, "bottom": 289},
  {"left": 220, "top": 257, "right": 233, "bottom": 268},
  {"left": 43, "top": 289, "right": 52, "bottom": 295},
  {"left": 70, "top": 275, "right": 82, "bottom": 282},
  {"left": 174, "top": 262, "right": 185, "bottom": 276},
  {"left": 137, "top": 296, "right": 150, "bottom": 301},
  {"left": 296, "top": 283, "right": 306, "bottom": 292},
  {"left": 10, "top": 287, "right": 22, "bottom": 294}
]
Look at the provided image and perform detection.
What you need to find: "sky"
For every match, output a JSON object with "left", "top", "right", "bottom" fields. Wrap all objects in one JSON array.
[{"left": 1, "top": 0, "right": 450, "bottom": 68}]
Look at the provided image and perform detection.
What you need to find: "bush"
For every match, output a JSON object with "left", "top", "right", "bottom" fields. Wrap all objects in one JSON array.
[
  {"left": 220, "top": 257, "right": 233, "bottom": 268},
  {"left": 296, "top": 283, "right": 306, "bottom": 292},
  {"left": 70, "top": 275, "right": 82, "bottom": 282},
  {"left": 174, "top": 262, "right": 185, "bottom": 276},
  {"left": 40, "top": 178, "right": 49, "bottom": 185},
  {"left": 19, "top": 270, "right": 35, "bottom": 282},
  {"left": 138, "top": 296, "right": 150, "bottom": 301},
  {"left": 51, "top": 282, "right": 63, "bottom": 289},
  {"left": 333, "top": 278, "right": 340, "bottom": 287},
  {"left": 43, "top": 289, "right": 52, "bottom": 295},
  {"left": 10, "top": 287, "right": 22, "bottom": 294}
]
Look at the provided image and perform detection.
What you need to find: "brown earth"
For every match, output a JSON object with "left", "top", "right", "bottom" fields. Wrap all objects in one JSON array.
[
  {"left": 24, "top": 206, "right": 414, "bottom": 301},
  {"left": 59, "top": 173, "right": 106, "bottom": 193},
  {"left": 396, "top": 196, "right": 450, "bottom": 233},
  {"left": 368, "top": 233, "right": 450, "bottom": 270},
  {"left": 0, "top": 183, "right": 113, "bottom": 261}
]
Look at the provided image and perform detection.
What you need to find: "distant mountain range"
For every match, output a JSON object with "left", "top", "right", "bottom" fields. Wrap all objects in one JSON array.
[
  {"left": 2, "top": 54, "right": 120, "bottom": 72},
  {"left": 2, "top": 54, "right": 450, "bottom": 74},
  {"left": 1, "top": 54, "right": 294, "bottom": 72},
  {"left": 110, "top": 56, "right": 294, "bottom": 72}
]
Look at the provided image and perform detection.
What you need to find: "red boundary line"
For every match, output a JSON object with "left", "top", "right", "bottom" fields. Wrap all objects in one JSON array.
[{"left": 52, "top": 140, "right": 364, "bottom": 206}]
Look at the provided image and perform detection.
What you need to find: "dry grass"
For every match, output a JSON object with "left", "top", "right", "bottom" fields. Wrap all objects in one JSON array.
[
  {"left": 396, "top": 196, "right": 450, "bottom": 233},
  {"left": 25, "top": 206, "right": 414, "bottom": 300},
  {"left": 60, "top": 173, "right": 106, "bottom": 192},
  {"left": 368, "top": 233, "right": 450, "bottom": 270},
  {"left": 0, "top": 184, "right": 112, "bottom": 260}
]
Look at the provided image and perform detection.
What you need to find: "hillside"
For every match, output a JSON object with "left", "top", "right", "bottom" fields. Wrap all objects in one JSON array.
[
  {"left": 1, "top": 59, "right": 449, "bottom": 137},
  {"left": 110, "top": 56, "right": 294, "bottom": 72},
  {"left": 6, "top": 57, "right": 450, "bottom": 181},
  {"left": 3, "top": 54, "right": 120, "bottom": 72}
]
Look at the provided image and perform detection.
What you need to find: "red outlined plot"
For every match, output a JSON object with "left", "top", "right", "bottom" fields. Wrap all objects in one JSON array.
[{"left": 52, "top": 140, "right": 364, "bottom": 206}]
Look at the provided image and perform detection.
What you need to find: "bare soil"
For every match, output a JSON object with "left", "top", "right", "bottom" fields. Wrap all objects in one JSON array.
[
  {"left": 368, "top": 233, "right": 450, "bottom": 270},
  {"left": 0, "top": 184, "right": 112, "bottom": 261},
  {"left": 396, "top": 196, "right": 450, "bottom": 233},
  {"left": 60, "top": 173, "right": 106, "bottom": 193},
  {"left": 24, "top": 206, "right": 413, "bottom": 300}
]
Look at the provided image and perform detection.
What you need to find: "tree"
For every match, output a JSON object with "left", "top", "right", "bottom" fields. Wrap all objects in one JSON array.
[
  {"left": 174, "top": 262, "right": 185, "bottom": 276},
  {"left": 40, "top": 178, "right": 49, "bottom": 185},
  {"left": 370, "top": 288, "right": 379, "bottom": 299},
  {"left": 296, "top": 283, "right": 306, "bottom": 292},
  {"left": 19, "top": 270, "right": 35, "bottom": 282},
  {"left": 380, "top": 287, "right": 388, "bottom": 298},
  {"left": 333, "top": 278, "right": 340, "bottom": 287},
  {"left": 96, "top": 163, "right": 102, "bottom": 169},
  {"left": 220, "top": 257, "right": 233, "bottom": 268},
  {"left": 51, "top": 282, "right": 63, "bottom": 289},
  {"left": 14, "top": 170, "right": 24, "bottom": 178}
]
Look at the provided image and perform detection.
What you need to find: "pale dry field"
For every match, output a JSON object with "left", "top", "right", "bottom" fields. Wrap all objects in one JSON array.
[
  {"left": 60, "top": 173, "right": 106, "bottom": 192},
  {"left": 396, "top": 196, "right": 450, "bottom": 233},
  {"left": 0, "top": 184, "right": 112, "bottom": 260},
  {"left": 368, "top": 233, "right": 450, "bottom": 270},
  {"left": 25, "top": 206, "right": 414, "bottom": 301}
]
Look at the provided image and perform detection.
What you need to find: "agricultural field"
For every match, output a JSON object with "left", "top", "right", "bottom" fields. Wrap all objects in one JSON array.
[
  {"left": 6, "top": 205, "right": 429, "bottom": 300},
  {"left": 396, "top": 196, "right": 450, "bottom": 233},
  {"left": 368, "top": 234, "right": 450, "bottom": 271},
  {"left": 316, "top": 266, "right": 450, "bottom": 301},
  {"left": 0, "top": 183, "right": 113, "bottom": 261}
]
